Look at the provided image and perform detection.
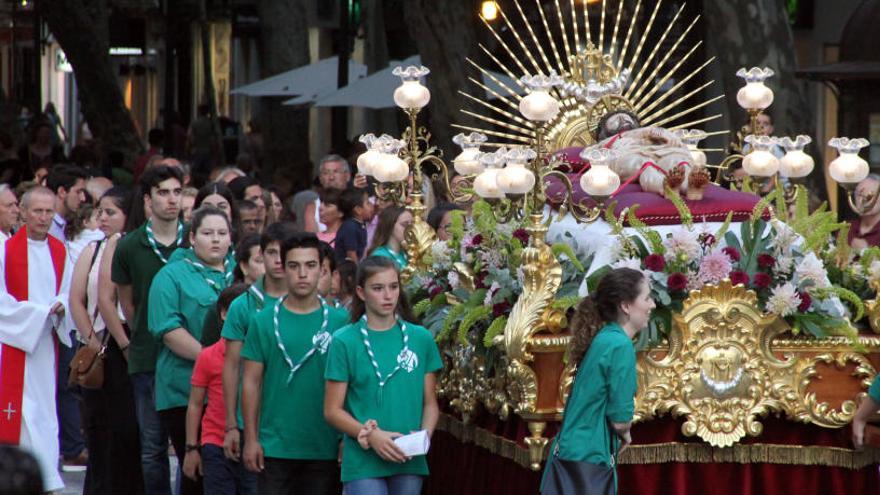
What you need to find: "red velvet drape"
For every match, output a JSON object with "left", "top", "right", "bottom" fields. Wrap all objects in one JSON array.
[{"left": 424, "top": 416, "right": 880, "bottom": 495}]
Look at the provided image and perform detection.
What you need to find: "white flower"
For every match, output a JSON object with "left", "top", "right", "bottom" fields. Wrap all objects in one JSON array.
[
  {"left": 794, "top": 252, "right": 830, "bottom": 289},
  {"left": 480, "top": 249, "right": 504, "bottom": 268},
  {"left": 431, "top": 241, "right": 452, "bottom": 268},
  {"left": 516, "top": 266, "right": 525, "bottom": 286},
  {"left": 768, "top": 220, "right": 797, "bottom": 255},
  {"left": 767, "top": 282, "right": 802, "bottom": 317},
  {"left": 663, "top": 227, "right": 701, "bottom": 262},
  {"left": 447, "top": 271, "right": 460, "bottom": 289},
  {"left": 774, "top": 255, "right": 794, "bottom": 276},
  {"left": 611, "top": 257, "right": 642, "bottom": 272},
  {"left": 484, "top": 281, "right": 501, "bottom": 306},
  {"left": 608, "top": 238, "right": 627, "bottom": 262},
  {"left": 686, "top": 269, "right": 704, "bottom": 291},
  {"left": 869, "top": 260, "right": 880, "bottom": 283},
  {"left": 496, "top": 222, "right": 515, "bottom": 238}
]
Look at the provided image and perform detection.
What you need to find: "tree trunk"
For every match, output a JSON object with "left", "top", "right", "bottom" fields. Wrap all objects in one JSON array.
[
  {"left": 703, "top": 0, "right": 823, "bottom": 197},
  {"left": 40, "top": 0, "right": 143, "bottom": 166},
  {"left": 362, "top": 0, "right": 397, "bottom": 135},
  {"left": 200, "top": 1, "right": 225, "bottom": 166},
  {"left": 402, "top": 0, "right": 484, "bottom": 160},
  {"left": 256, "top": 0, "right": 310, "bottom": 188}
]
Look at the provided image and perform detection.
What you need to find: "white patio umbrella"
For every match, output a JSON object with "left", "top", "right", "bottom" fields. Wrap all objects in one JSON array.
[
  {"left": 230, "top": 56, "right": 367, "bottom": 98},
  {"left": 287, "top": 55, "right": 525, "bottom": 108}
]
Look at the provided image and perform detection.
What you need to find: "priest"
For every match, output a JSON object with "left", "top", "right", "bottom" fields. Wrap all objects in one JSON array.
[{"left": 0, "top": 186, "right": 71, "bottom": 492}]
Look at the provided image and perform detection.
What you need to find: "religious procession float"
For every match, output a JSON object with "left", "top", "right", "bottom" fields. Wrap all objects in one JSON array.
[{"left": 354, "top": 1, "right": 880, "bottom": 493}]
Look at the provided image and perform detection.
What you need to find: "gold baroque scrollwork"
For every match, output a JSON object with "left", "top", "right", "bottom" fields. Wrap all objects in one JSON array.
[
  {"left": 401, "top": 214, "right": 436, "bottom": 282},
  {"left": 635, "top": 280, "right": 878, "bottom": 447}
]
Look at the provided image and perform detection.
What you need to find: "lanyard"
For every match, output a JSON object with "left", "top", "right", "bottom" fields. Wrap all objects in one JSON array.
[
  {"left": 183, "top": 249, "right": 233, "bottom": 293},
  {"left": 359, "top": 315, "right": 416, "bottom": 403},
  {"left": 272, "top": 295, "right": 331, "bottom": 384},
  {"left": 145, "top": 219, "right": 183, "bottom": 264}
]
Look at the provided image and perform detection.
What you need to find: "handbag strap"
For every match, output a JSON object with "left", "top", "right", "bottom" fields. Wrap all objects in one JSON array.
[{"left": 88, "top": 239, "right": 104, "bottom": 323}]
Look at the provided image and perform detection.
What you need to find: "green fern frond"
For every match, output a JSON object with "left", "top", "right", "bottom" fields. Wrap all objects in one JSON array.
[
  {"left": 552, "top": 243, "right": 585, "bottom": 272},
  {"left": 483, "top": 316, "right": 508, "bottom": 348},
  {"left": 803, "top": 221, "right": 847, "bottom": 254},
  {"left": 750, "top": 189, "right": 777, "bottom": 223},
  {"left": 448, "top": 209, "right": 466, "bottom": 244},
  {"left": 471, "top": 200, "right": 497, "bottom": 234},
  {"left": 551, "top": 295, "right": 581, "bottom": 311},
  {"left": 437, "top": 304, "right": 468, "bottom": 343},
  {"left": 813, "top": 286, "right": 866, "bottom": 321},
  {"left": 713, "top": 212, "right": 735, "bottom": 244},
  {"left": 457, "top": 305, "right": 492, "bottom": 345},
  {"left": 413, "top": 298, "right": 431, "bottom": 318},
  {"left": 625, "top": 207, "right": 664, "bottom": 254},
  {"left": 663, "top": 187, "right": 693, "bottom": 227},
  {"left": 604, "top": 200, "right": 624, "bottom": 234},
  {"left": 793, "top": 185, "right": 809, "bottom": 220}
]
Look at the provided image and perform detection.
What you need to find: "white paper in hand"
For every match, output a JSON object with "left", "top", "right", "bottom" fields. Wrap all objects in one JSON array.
[{"left": 393, "top": 430, "right": 431, "bottom": 457}]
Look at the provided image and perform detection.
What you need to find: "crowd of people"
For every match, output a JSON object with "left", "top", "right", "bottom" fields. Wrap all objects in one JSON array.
[{"left": 0, "top": 144, "right": 469, "bottom": 495}]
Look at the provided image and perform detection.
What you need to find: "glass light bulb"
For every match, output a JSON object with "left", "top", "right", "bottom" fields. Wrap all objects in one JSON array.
[
  {"left": 372, "top": 154, "right": 410, "bottom": 183},
  {"left": 393, "top": 80, "right": 431, "bottom": 110},
  {"left": 779, "top": 150, "right": 814, "bottom": 178},
  {"left": 580, "top": 164, "right": 620, "bottom": 197},
  {"left": 473, "top": 168, "right": 504, "bottom": 198},
  {"left": 453, "top": 149, "right": 484, "bottom": 175},
  {"left": 519, "top": 90, "right": 559, "bottom": 121},
  {"left": 828, "top": 137, "right": 871, "bottom": 184},
  {"left": 742, "top": 150, "right": 779, "bottom": 177},
  {"left": 356, "top": 149, "right": 381, "bottom": 176},
  {"left": 735, "top": 67, "right": 775, "bottom": 111},
  {"left": 496, "top": 163, "right": 536, "bottom": 195}
]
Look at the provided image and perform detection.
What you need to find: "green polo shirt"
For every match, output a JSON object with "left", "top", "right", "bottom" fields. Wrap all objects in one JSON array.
[
  {"left": 370, "top": 245, "right": 408, "bottom": 269},
  {"left": 325, "top": 320, "right": 443, "bottom": 482},
  {"left": 111, "top": 222, "right": 180, "bottom": 374},
  {"left": 869, "top": 374, "right": 880, "bottom": 403},
  {"left": 148, "top": 248, "right": 235, "bottom": 411},
  {"left": 241, "top": 300, "right": 349, "bottom": 460},
  {"left": 554, "top": 322, "right": 636, "bottom": 466}
]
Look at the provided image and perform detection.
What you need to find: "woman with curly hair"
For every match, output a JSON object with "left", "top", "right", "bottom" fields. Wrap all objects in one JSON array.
[{"left": 542, "top": 267, "right": 654, "bottom": 495}]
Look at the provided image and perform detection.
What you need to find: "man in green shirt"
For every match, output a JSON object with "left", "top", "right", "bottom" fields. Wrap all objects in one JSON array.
[
  {"left": 241, "top": 232, "right": 349, "bottom": 495},
  {"left": 221, "top": 221, "right": 296, "bottom": 460},
  {"left": 110, "top": 165, "right": 183, "bottom": 495}
]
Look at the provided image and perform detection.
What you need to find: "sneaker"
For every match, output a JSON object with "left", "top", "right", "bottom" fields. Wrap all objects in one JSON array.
[{"left": 61, "top": 450, "right": 88, "bottom": 472}]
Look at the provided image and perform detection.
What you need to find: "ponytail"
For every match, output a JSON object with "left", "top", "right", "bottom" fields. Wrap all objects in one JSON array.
[{"left": 569, "top": 294, "right": 603, "bottom": 365}]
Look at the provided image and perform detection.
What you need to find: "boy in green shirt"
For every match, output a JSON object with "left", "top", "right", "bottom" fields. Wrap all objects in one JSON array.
[
  {"left": 109, "top": 164, "right": 184, "bottom": 495},
  {"left": 242, "top": 232, "right": 349, "bottom": 495},
  {"left": 221, "top": 221, "right": 297, "bottom": 460}
]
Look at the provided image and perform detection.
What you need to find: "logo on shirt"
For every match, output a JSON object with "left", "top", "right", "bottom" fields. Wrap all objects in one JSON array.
[
  {"left": 313, "top": 331, "right": 332, "bottom": 354},
  {"left": 397, "top": 349, "right": 418, "bottom": 373}
]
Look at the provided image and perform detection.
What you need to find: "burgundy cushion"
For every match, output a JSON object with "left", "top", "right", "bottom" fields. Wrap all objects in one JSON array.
[{"left": 544, "top": 173, "right": 768, "bottom": 226}]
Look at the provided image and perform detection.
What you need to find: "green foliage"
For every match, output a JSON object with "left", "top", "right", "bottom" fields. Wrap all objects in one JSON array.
[
  {"left": 448, "top": 209, "right": 466, "bottom": 246},
  {"left": 483, "top": 316, "right": 508, "bottom": 348},
  {"left": 626, "top": 206, "right": 665, "bottom": 254},
  {"left": 413, "top": 298, "right": 432, "bottom": 318},
  {"left": 812, "top": 286, "right": 865, "bottom": 322},
  {"left": 750, "top": 188, "right": 777, "bottom": 223},
  {"left": 471, "top": 200, "right": 498, "bottom": 236},
  {"left": 551, "top": 243, "right": 585, "bottom": 272},
  {"left": 551, "top": 295, "right": 581, "bottom": 312},
  {"left": 457, "top": 306, "right": 492, "bottom": 345},
  {"left": 664, "top": 187, "right": 693, "bottom": 228},
  {"left": 437, "top": 303, "right": 468, "bottom": 342},
  {"left": 712, "top": 211, "right": 734, "bottom": 244},
  {"left": 604, "top": 200, "right": 622, "bottom": 233}
]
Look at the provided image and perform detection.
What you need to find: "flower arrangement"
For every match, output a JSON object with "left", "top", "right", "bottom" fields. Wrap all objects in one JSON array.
[
  {"left": 589, "top": 188, "right": 863, "bottom": 345},
  {"left": 407, "top": 200, "right": 590, "bottom": 363}
]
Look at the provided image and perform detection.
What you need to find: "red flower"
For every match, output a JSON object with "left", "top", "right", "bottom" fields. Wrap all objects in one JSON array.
[
  {"left": 429, "top": 285, "right": 443, "bottom": 298},
  {"left": 471, "top": 234, "right": 484, "bottom": 246},
  {"left": 758, "top": 254, "right": 776, "bottom": 269},
  {"left": 798, "top": 291, "right": 812, "bottom": 312},
  {"left": 722, "top": 247, "right": 741, "bottom": 262},
  {"left": 729, "top": 270, "right": 749, "bottom": 287},
  {"left": 667, "top": 272, "right": 688, "bottom": 291},
  {"left": 700, "top": 233, "right": 716, "bottom": 247},
  {"left": 512, "top": 228, "right": 530, "bottom": 244},
  {"left": 752, "top": 272, "right": 772, "bottom": 289},
  {"left": 492, "top": 301, "right": 512, "bottom": 317},
  {"left": 645, "top": 253, "right": 666, "bottom": 272}
]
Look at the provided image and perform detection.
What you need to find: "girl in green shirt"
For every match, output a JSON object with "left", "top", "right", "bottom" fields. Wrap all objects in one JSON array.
[
  {"left": 148, "top": 206, "right": 234, "bottom": 495},
  {"left": 542, "top": 267, "right": 654, "bottom": 494},
  {"left": 325, "top": 256, "right": 443, "bottom": 494},
  {"left": 366, "top": 206, "right": 413, "bottom": 269}
]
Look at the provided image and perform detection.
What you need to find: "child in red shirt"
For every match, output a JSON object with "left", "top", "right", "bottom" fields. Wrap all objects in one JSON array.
[{"left": 184, "top": 283, "right": 258, "bottom": 494}]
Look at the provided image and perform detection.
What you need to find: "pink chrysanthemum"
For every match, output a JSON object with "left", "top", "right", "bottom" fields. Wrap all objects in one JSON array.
[{"left": 697, "top": 251, "right": 732, "bottom": 285}]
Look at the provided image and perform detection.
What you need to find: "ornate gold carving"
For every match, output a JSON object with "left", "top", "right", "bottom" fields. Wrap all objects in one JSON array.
[
  {"left": 866, "top": 298, "right": 880, "bottom": 334},
  {"left": 524, "top": 421, "right": 549, "bottom": 472},
  {"left": 401, "top": 214, "right": 436, "bottom": 283},
  {"left": 635, "top": 280, "right": 877, "bottom": 447}
]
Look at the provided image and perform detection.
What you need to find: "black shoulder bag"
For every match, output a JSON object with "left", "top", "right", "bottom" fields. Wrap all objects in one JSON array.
[{"left": 541, "top": 414, "right": 618, "bottom": 494}]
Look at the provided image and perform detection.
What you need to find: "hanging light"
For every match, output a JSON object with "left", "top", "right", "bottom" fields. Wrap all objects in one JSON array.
[
  {"left": 452, "top": 132, "right": 488, "bottom": 176},
  {"left": 518, "top": 72, "right": 563, "bottom": 122},
  {"left": 742, "top": 135, "right": 780, "bottom": 177},
  {"left": 828, "top": 137, "right": 871, "bottom": 185},
  {"left": 392, "top": 66, "right": 431, "bottom": 110},
  {"left": 735, "top": 67, "right": 775, "bottom": 111},
  {"left": 496, "top": 147, "right": 537, "bottom": 196},
  {"left": 579, "top": 148, "right": 621, "bottom": 198},
  {"left": 778, "top": 135, "right": 814, "bottom": 179}
]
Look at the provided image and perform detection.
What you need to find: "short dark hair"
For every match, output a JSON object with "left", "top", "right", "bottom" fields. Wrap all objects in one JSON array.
[
  {"left": 191, "top": 205, "right": 232, "bottom": 233},
  {"left": 319, "top": 187, "right": 343, "bottom": 208},
  {"left": 319, "top": 241, "right": 336, "bottom": 272},
  {"left": 427, "top": 203, "right": 461, "bottom": 231},
  {"left": 218, "top": 283, "right": 249, "bottom": 315},
  {"left": 228, "top": 175, "right": 259, "bottom": 201},
  {"left": 260, "top": 221, "right": 298, "bottom": 251},
  {"left": 0, "top": 445, "right": 43, "bottom": 494},
  {"left": 139, "top": 165, "right": 184, "bottom": 197},
  {"left": 46, "top": 164, "right": 87, "bottom": 195},
  {"left": 339, "top": 187, "right": 368, "bottom": 219},
  {"left": 280, "top": 231, "right": 323, "bottom": 264},
  {"left": 238, "top": 199, "right": 258, "bottom": 212},
  {"left": 596, "top": 109, "right": 641, "bottom": 141},
  {"left": 147, "top": 128, "right": 165, "bottom": 147},
  {"left": 232, "top": 234, "right": 261, "bottom": 283}
]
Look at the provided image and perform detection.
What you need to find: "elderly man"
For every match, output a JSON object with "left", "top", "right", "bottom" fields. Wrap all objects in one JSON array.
[
  {"left": 0, "top": 184, "right": 19, "bottom": 242},
  {"left": 849, "top": 174, "right": 880, "bottom": 250},
  {"left": 0, "top": 186, "right": 72, "bottom": 492}
]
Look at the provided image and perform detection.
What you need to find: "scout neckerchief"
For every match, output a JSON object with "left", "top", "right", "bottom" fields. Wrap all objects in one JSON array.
[
  {"left": 249, "top": 280, "right": 266, "bottom": 310},
  {"left": 358, "top": 315, "right": 417, "bottom": 404},
  {"left": 183, "top": 248, "right": 234, "bottom": 293},
  {"left": 145, "top": 219, "right": 183, "bottom": 264},
  {"left": 272, "top": 295, "right": 331, "bottom": 384}
]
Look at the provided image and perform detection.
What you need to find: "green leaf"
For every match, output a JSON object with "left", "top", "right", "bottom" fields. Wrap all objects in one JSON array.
[
  {"left": 663, "top": 187, "right": 693, "bottom": 228},
  {"left": 483, "top": 316, "right": 508, "bottom": 348},
  {"left": 437, "top": 304, "right": 468, "bottom": 343},
  {"left": 750, "top": 189, "right": 777, "bottom": 223},
  {"left": 713, "top": 211, "right": 735, "bottom": 245},
  {"left": 551, "top": 295, "right": 581, "bottom": 311},
  {"left": 457, "top": 305, "right": 492, "bottom": 345},
  {"left": 552, "top": 243, "right": 585, "bottom": 272},
  {"left": 413, "top": 298, "right": 432, "bottom": 318}
]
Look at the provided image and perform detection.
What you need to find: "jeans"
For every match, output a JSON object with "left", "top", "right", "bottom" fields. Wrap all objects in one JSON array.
[
  {"left": 201, "top": 443, "right": 258, "bottom": 495},
  {"left": 57, "top": 331, "right": 85, "bottom": 458},
  {"left": 131, "top": 372, "right": 172, "bottom": 495},
  {"left": 258, "top": 458, "right": 341, "bottom": 495},
  {"left": 159, "top": 407, "right": 204, "bottom": 495},
  {"left": 344, "top": 475, "right": 424, "bottom": 495}
]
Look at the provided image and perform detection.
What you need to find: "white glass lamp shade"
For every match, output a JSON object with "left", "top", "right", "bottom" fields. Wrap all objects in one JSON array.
[
  {"left": 742, "top": 135, "right": 780, "bottom": 177},
  {"left": 828, "top": 137, "right": 871, "bottom": 184},
  {"left": 496, "top": 147, "right": 537, "bottom": 195},
  {"left": 452, "top": 132, "right": 488, "bottom": 175},
  {"left": 392, "top": 66, "right": 431, "bottom": 110},
  {"left": 356, "top": 149, "right": 381, "bottom": 176},
  {"left": 580, "top": 165, "right": 621, "bottom": 197},
  {"left": 735, "top": 67, "right": 775, "bottom": 110},
  {"left": 518, "top": 72, "right": 563, "bottom": 122},
  {"left": 372, "top": 154, "right": 410, "bottom": 183},
  {"left": 673, "top": 129, "right": 707, "bottom": 167},
  {"left": 778, "top": 135, "right": 814, "bottom": 178},
  {"left": 473, "top": 168, "right": 504, "bottom": 198}
]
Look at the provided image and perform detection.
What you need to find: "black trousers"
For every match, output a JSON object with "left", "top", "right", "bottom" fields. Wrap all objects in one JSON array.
[
  {"left": 258, "top": 458, "right": 341, "bottom": 495},
  {"left": 81, "top": 338, "right": 144, "bottom": 495},
  {"left": 159, "top": 406, "right": 204, "bottom": 495}
]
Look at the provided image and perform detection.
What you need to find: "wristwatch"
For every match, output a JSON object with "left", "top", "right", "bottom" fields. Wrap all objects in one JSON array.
[{"left": 185, "top": 444, "right": 200, "bottom": 453}]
